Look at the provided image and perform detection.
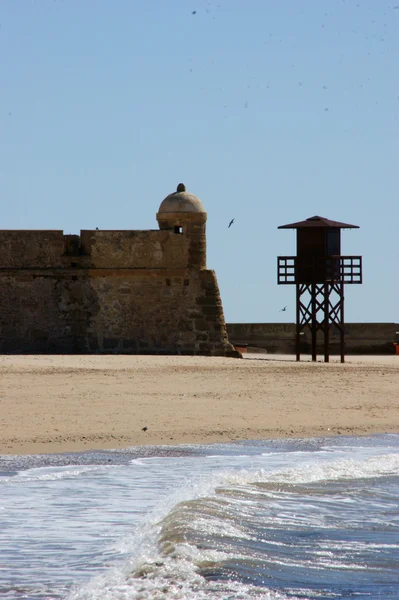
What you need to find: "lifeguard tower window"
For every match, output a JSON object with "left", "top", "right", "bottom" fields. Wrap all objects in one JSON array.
[
  {"left": 174, "top": 226, "right": 182, "bottom": 234},
  {"left": 326, "top": 229, "right": 340, "bottom": 255}
]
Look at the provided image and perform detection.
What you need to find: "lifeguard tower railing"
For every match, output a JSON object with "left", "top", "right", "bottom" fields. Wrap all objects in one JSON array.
[{"left": 277, "top": 255, "right": 362, "bottom": 285}]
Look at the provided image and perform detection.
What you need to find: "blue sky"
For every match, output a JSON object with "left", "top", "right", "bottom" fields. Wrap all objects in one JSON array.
[{"left": 1, "top": 0, "right": 398, "bottom": 323}]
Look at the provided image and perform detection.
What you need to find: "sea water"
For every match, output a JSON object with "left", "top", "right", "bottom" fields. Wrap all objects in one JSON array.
[{"left": 1, "top": 435, "right": 398, "bottom": 600}]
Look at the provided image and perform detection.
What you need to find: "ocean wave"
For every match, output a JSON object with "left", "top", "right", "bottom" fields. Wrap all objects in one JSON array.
[{"left": 0, "top": 464, "right": 116, "bottom": 484}]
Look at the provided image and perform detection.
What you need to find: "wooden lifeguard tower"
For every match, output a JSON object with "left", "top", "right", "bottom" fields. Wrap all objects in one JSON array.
[{"left": 277, "top": 215, "right": 362, "bottom": 363}]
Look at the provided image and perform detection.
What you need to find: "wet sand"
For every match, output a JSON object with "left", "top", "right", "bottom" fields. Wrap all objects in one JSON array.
[{"left": 0, "top": 354, "right": 398, "bottom": 455}]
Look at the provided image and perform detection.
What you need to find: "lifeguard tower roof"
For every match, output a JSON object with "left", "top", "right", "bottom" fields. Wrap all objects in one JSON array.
[{"left": 278, "top": 215, "right": 359, "bottom": 229}]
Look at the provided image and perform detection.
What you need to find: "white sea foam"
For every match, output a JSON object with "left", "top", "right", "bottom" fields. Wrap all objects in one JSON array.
[
  {"left": 0, "top": 464, "right": 115, "bottom": 484},
  {"left": 222, "top": 452, "right": 399, "bottom": 487}
]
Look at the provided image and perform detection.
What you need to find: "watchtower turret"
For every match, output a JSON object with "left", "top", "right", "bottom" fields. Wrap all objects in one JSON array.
[{"left": 156, "top": 183, "right": 207, "bottom": 270}]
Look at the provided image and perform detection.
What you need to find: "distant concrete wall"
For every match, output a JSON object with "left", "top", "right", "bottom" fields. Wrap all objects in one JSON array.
[
  {"left": 227, "top": 323, "right": 295, "bottom": 354},
  {"left": 226, "top": 322, "right": 399, "bottom": 355}
]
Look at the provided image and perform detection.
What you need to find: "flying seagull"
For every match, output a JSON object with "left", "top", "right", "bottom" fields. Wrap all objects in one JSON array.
[
  {"left": 228, "top": 218, "right": 235, "bottom": 228},
  {"left": 279, "top": 306, "right": 287, "bottom": 312}
]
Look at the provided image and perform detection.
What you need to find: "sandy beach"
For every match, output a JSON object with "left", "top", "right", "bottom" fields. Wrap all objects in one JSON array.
[{"left": 0, "top": 354, "right": 398, "bottom": 455}]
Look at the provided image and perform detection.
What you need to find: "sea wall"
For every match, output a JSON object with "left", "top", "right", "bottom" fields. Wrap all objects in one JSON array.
[{"left": 226, "top": 322, "right": 399, "bottom": 355}]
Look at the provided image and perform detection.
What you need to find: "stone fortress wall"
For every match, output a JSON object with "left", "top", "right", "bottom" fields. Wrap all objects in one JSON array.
[
  {"left": 226, "top": 322, "right": 399, "bottom": 355},
  {"left": 0, "top": 185, "right": 237, "bottom": 356}
]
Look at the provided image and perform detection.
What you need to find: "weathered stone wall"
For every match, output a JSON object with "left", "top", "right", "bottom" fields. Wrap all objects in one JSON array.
[
  {"left": 80, "top": 230, "right": 189, "bottom": 269},
  {"left": 0, "top": 271, "right": 98, "bottom": 353},
  {"left": 226, "top": 322, "right": 399, "bottom": 354},
  {"left": 0, "top": 225, "right": 238, "bottom": 356},
  {"left": 0, "top": 231, "right": 65, "bottom": 268},
  {"left": 0, "top": 229, "right": 190, "bottom": 270},
  {"left": 85, "top": 269, "right": 233, "bottom": 355},
  {"left": 157, "top": 212, "right": 207, "bottom": 270},
  {"left": 0, "top": 267, "right": 235, "bottom": 356}
]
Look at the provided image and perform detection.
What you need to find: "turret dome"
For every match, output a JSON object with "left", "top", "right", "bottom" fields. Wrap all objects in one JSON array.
[{"left": 158, "top": 183, "right": 206, "bottom": 214}]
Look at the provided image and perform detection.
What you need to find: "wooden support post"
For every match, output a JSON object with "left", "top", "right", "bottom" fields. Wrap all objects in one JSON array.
[
  {"left": 324, "top": 282, "right": 329, "bottom": 363},
  {"left": 296, "top": 283, "right": 301, "bottom": 361},
  {"left": 311, "top": 282, "right": 317, "bottom": 362},
  {"left": 340, "top": 282, "right": 345, "bottom": 363}
]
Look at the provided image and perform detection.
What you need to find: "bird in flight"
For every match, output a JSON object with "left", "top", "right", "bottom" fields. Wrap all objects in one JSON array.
[
  {"left": 279, "top": 306, "right": 287, "bottom": 312},
  {"left": 228, "top": 218, "right": 235, "bottom": 228}
]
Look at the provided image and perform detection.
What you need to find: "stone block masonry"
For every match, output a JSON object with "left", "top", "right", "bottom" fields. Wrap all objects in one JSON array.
[{"left": 0, "top": 185, "right": 238, "bottom": 357}]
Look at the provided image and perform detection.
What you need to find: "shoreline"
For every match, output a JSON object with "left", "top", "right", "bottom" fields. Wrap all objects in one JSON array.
[{"left": 1, "top": 354, "right": 398, "bottom": 456}]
